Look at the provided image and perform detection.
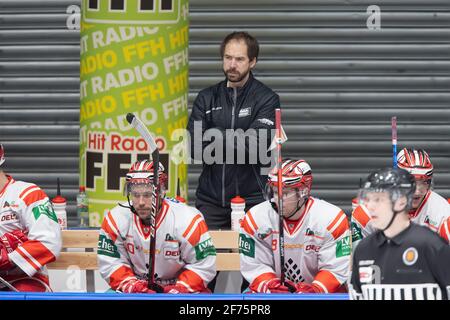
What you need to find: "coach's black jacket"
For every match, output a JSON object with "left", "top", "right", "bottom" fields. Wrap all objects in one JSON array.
[{"left": 187, "top": 73, "right": 279, "bottom": 209}]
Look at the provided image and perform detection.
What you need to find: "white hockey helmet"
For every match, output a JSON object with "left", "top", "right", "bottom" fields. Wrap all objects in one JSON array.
[
  {"left": 266, "top": 159, "right": 313, "bottom": 200},
  {"left": 125, "top": 159, "right": 167, "bottom": 194},
  {"left": 397, "top": 148, "right": 433, "bottom": 181},
  {"left": 267, "top": 159, "right": 313, "bottom": 190}
]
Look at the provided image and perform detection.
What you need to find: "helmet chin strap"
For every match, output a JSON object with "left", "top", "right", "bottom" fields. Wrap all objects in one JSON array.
[
  {"left": 118, "top": 194, "right": 152, "bottom": 225},
  {"left": 118, "top": 194, "right": 138, "bottom": 214},
  {"left": 118, "top": 193, "right": 164, "bottom": 226},
  {"left": 382, "top": 201, "right": 406, "bottom": 232},
  {"left": 283, "top": 196, "right": 308, "bottom": 220}
]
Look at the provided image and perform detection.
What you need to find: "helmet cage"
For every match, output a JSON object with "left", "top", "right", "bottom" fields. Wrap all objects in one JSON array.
[{"left": 265, "top": 183, "right": 310, "bottom": 204}]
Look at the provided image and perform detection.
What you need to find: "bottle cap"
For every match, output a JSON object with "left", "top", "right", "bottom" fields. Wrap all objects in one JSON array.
[
  {"left": 175, "top": 196, "right": 186, "bottom": 203},
  {"left": 231, "top": 196, "right": 245, "bottom": 204},
  {"left": 79, "top": 186, "right": 86, "bottom": 192},
  {"left": 52, "top": 195, "right": 67, "bottom": 204}
]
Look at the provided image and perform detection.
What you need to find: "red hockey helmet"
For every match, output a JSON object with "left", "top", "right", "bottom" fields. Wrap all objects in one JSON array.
[
  {"left": 267, "top": 159, "right": 313, "bottom": 191},
  {"left": 0, "top": 144, "right": 5, "bottom": 166},
  {"left": 397, "top": 148, "right": 433, "bottom": 180},
  {"left": 125, "top": 160, "right": 167, "bottom": 193}
]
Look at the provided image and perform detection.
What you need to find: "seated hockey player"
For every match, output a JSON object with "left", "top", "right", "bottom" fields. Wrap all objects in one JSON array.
[
  {"left": 98, "top": 159, "right": 216, "bottom": 294},
  {"left": 350, "top": 167, "right": 450, "bottom": 300},
  {"left": 239, "top": 159, "right": 351, "bottom": 294},
  {"left": 352, "top": 148, "right": 450, "bottom": 249},
  {"left": 0, "top": 143, "right": 62, "bottom": 292}
]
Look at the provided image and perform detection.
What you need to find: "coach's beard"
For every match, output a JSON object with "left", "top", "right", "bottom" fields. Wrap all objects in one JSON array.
[{"left": 224, "top": 68, "right": 249, "bottom": 83}]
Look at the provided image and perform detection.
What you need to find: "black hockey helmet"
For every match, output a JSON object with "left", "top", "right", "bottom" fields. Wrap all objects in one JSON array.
[{"left": 359, "top": 167, "right": 416, "bottom": 210}]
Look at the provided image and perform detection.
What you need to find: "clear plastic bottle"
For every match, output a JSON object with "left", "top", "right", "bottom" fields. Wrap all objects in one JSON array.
[
  {"left": 77, "top": 186, "right": 89, "bottom": 227},
  {"left": 231, "top": 196, "right": 246, "bottom": 232}
]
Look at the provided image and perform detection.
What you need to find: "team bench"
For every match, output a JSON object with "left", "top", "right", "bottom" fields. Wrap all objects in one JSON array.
[{"left": 47, "top": 229, "right": 240, "bottom": 292}]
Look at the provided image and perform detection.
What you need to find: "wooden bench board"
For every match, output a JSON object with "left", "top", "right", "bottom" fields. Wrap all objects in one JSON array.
[{"left": 48, "top": 230, "right": 241, "bottom": 271}]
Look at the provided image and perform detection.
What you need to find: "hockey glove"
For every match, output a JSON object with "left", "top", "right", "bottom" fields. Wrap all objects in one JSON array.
[
  {"left": 163, "top": 283, "right": 191, "bottom": 294},
  {"left": 0, "top": 230, "right": 28, "bottom": 270},
  {"left": 294, "top": 282, "right": 323, "bottom": 294},
  {"left": 164, "top": 283, "right": 212, "bottom": 294},
  {"left": 121, "top": 279, "right": 156, "bottom": 294},
  {"left": 259, "top": 278, "right": 296, "bottom": 293}
]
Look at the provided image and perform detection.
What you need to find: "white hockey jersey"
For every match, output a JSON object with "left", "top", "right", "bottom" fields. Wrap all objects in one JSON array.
[
  {"left": 0, "top": 175, "right": 62, "bottom": 286},
  {"left": 352, "top": 191, "right": 450, "bottom": 248},
  {"left": 239, "top": 197, "right": 351, "bottom": 293},
  {"left": 98, "top": 198, "right": 217, "bottom": 292}
]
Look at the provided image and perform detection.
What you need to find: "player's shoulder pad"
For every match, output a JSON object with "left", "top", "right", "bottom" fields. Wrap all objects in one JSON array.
[
  {"left": 165, "top": 198, "right": 203, "bottom": 220},
  {"left": 430, "top": 191, "right": 450, "bottom": 209},
  {"left": 12, "top": 180, "right": 41, "bottom": 195},
  {"left": 165, "top": 197, "right": 182, "bottom": 205},
  {"left": 311, "top": 197, "right": 345, "bottom": 220},
  {"left": 107, "top": 203, "right": 132, "bottom": 230},
  {"left": 246, "top": 200, "right": 275, "bottom": 228}
]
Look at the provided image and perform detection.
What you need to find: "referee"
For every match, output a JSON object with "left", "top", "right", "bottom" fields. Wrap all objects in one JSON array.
[{"left": 350, "top": 167, "right": 450, "bottom": 300}]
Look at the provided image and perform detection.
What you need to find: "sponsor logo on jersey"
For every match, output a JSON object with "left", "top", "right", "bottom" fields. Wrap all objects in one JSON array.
[
  {"left": 304, "top": 244, "right": 320, "bottom": 252},
  {"left": 424, "top": 216, "right": 438, "bottom": 228},
  {"left": 1, "top": 213, "right": 18, "bottom": 222},
  {"left": 351, "top": 222, "right": 363, "bottom": 242},
  {"left": 32, "top": 201, "right": 58, "bottom": 223},
  {"left": 305, "top": 228, "right": 324, "bottom": 240},
  {"left": 402, "top": 247, "right": 418, "bottom": 266},
  {"left": 98, "top": 234, "right": 120, "bottom": 258},
  {"left": 2, "top": 201, "right": 19, "bottom": 209},
  {"left": 239, "top": 234, "right": 255, "bottom": 258},
  {"left": 285, "top": 258, "right": 305, "bottom": 283},
  {"left": 284, "top": 243, "right": 304, "bottom": 249},
  {"left": 164, "top": 248, "right": 181, "bottom": 259},
  {"left": 336, "top": 236, "right": 351, "bottom": 258},
  {"left": 257, "top": 228, "right": 273, "bottom": 240},
  {"left": 194, "top": 238, "right": 216, "bottom": 260},
  {"left": 165, "top": 233, "right": 175, "bottom": 241}
]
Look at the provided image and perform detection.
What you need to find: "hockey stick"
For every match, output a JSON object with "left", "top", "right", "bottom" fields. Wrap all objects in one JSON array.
[
  {"left": 275, "top": 109, "right": 295, "bottom": 293},
  {"left": 392, "top": 116, "right": 397, "bottom": 168},
  {"left": 126, "top": 113, "right": 163, "bottom": 293}
]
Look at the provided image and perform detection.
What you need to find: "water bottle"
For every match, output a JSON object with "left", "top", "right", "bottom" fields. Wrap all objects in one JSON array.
[
  {"left": 231, "top": 196, "right": 246, "bottom": 232},
  {"left": 52, "top": 178, "right": 67, "bottom": 229},
  {"left": 77, "top": 186, "right": 89, "bottom": 227}
]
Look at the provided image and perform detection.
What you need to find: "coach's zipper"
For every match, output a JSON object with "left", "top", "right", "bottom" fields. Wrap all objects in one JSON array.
[{"left": 222, "top": 87, "right": 238, "bottom": 207}]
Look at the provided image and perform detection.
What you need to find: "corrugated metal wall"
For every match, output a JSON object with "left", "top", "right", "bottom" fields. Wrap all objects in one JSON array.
[
  {"left": 0, "top": 0, "right": 80, "bottom": 221},
  {"left": 1, "top": 0, "right": 449, "bottom": 224},
  {"left": 189, "top": 0, "right": 450, "bottom": 213}
]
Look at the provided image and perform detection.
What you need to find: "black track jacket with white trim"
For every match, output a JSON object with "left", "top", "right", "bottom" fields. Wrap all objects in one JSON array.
[{"left": 187, "top": 72, "right": 279, "bottom": 210}]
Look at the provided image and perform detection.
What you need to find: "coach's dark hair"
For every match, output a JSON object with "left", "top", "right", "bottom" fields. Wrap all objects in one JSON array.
[{"left": 220, "top": 31, "right": 259, "bottom": 61}]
